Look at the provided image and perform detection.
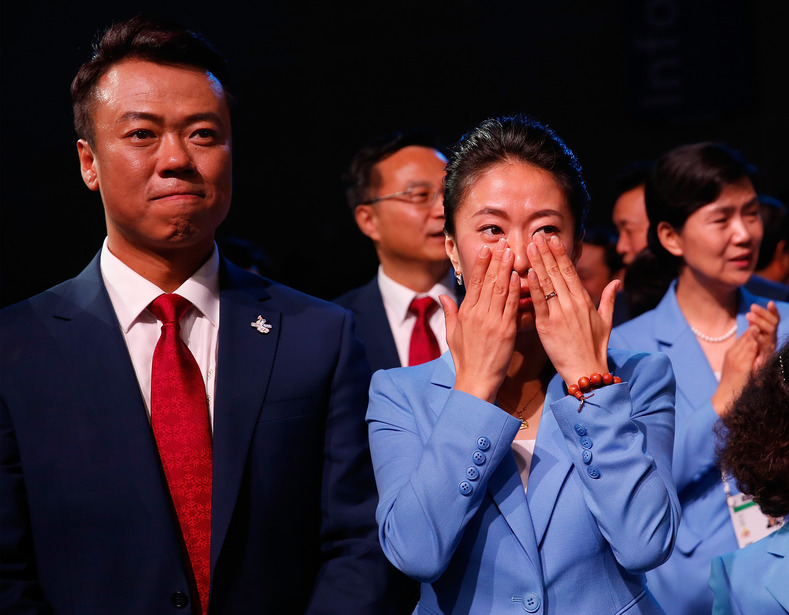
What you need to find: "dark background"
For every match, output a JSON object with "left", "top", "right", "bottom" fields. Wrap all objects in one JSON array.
[{"left": 2, "top": 0, "right": 787, "bottom": 307}]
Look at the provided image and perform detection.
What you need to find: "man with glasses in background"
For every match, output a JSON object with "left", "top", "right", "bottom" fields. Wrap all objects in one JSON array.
[
  {"left": 335, "top": 131, "right": 457, "bottom": 613},
  {"left": 336, "top": 131, "right": 459, "bottom": 377}
]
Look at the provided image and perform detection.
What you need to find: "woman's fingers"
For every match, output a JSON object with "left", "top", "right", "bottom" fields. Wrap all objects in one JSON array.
[
  {"left": 439, "top": 294, "right": 459, "bottom": 341},
  {"left": 463, "top": 245, "right": 493, "bottom": 306},
  {"left": 598, "top": 279, "right": 621, "bottom": 328}
]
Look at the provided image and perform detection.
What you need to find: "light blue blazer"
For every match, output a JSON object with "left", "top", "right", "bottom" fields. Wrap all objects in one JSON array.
[
  {"left": 367, "top": 348, "right": 679, "bottom": 615},
  {"left": 610, "top": 282, "right": 789, "bottom": 615},
  {"left": 710, "top": 523, "right": 789, "bottom": 615}
]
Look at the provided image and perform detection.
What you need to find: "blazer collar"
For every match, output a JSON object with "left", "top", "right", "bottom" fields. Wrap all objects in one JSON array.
[
  {"left": 526, "top": 376, "right": 573, "bottom": 547},
  {"left": 650, "top": 281, "right": 740, "bottom": 410},
  {"left": 47, "top": 254, "right": 185, "bottom": 557},
  {"left": 764, "top": 525, "right": 789, "bottom": 610},
  {"left": 427, "top": 352, "right": 565, "bottom": 575},
  {"left": 210, "top": 258, "right": 277, "bottom": 566}
]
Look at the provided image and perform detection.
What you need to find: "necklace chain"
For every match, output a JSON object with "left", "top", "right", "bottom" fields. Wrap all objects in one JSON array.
[
  {"left": 498, "top": 387, "right": 543, "bottom": 430},
  {"left": 690, "top": 322, "right": 737, "bottom": 343}
]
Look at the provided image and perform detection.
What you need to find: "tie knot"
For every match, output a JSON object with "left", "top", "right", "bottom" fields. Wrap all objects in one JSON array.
[
  {"left": 149, "top": 293, "right": 193, "bottom": 325},
  {"left": 409, "top": 296, "right": 438, "bottom": 319}
]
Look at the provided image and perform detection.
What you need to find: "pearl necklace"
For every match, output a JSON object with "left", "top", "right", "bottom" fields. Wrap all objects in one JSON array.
[{"left": 690, "top": 322, "right": 737, "bottom": 343}]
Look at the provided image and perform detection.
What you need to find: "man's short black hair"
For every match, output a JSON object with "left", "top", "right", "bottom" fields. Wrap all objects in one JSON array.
[
  {"left": 343, "top": 128, "right": 444, "bottom": 211},
  {"left": 71, "top": 14, "right": 231, "bottom": 145}
]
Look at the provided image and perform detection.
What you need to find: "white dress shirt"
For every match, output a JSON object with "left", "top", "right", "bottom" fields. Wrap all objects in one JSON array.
[
  {"left": 377, "top": 265, "right": 454, "bottom": 367},
  {"left": 100, "top": 239, "right": 221, "bottom": 428}
]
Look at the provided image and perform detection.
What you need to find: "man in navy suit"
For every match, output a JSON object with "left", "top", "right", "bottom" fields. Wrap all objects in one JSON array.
[
  {"left": 335, "top": 131, "right": 459, "bottom": 374},
  {"left": 0, "top": 15, "right": 388, "bottom": 615}
]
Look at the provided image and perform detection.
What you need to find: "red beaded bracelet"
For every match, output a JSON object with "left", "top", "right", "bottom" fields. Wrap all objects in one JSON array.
[{"left": 568, "top": 372, "right": 622, "bottom": 411}]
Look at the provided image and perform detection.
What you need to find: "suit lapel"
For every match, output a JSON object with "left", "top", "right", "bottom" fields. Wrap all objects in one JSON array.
[
  {"left": 488, "top": 455, "right": 545, "bottom": 585},
  {"left": 45, "top": 257, "right": 181, "bottom": 552},
  {"left": 210, "top": 261, "right": 278, "bottom": 567},
  {"left": 651, "top": 285, "right": 720, "bottom": 412},
  {"left": 764, "top": 526, "right": 789, "bottom": 610},
  {"left": 527, "top": 378, "right": 572, "bottom": 547},
  {"left": 430, "top": 354, "right": 544, "bottom": 583},
  {"left": 354, "top": 279, "right": 400, "bottom": 371}
]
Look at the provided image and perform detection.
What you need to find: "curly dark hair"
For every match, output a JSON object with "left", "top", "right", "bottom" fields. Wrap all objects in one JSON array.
[{"left": 716, "top": 340, "right": 789, "bottom": 517}]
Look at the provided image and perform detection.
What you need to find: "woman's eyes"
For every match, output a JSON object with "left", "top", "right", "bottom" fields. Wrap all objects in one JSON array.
[{"left": 478, "top": 225, "right": 560, "bottom": 237}]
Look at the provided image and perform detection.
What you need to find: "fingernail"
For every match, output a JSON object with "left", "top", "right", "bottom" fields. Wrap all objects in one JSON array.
[
  {"left": 550, "top": 235, "right": 561, "bottom": 247},
  {"left": 534, "top": 233, "right": 545, "bottom": 245}
]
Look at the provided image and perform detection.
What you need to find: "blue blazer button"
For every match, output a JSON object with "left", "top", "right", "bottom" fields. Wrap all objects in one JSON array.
[
  {"left": 573, "top": 423, "right": 587, "bottom": 436},
  {"left": 579, "top": 435, "right": 593, "bottom": 449},
  {"left": 587, "top": 465, "right": 601, "bottom": 479},
  {"left": 581, "top": 449, "right": 592, "bottom": 464},
  {"left": 476, "top": 436, "right": 491, "bottom": 450},
  {"left": 472, "top": 450, "right": 486, "bottom": 465},
  {"left": 458, "top": 481, "right": 473, "bottom": 495},
  {"left": 523, "top": 591, "right": 541, "bottom": 612},
  {"left": 466, "top": 466, "right": 479, "bottom": 480}
]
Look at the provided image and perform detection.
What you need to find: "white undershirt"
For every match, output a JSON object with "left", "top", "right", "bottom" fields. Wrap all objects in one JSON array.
[
  {"left": 377, "top": 266, "right": 454, "bottom": 366},
  {"left": 100, "top": 239, "right": 221, "bottom": 429},
  {"left": 512, "top": 439, "right": 537, "bottom": 494}
]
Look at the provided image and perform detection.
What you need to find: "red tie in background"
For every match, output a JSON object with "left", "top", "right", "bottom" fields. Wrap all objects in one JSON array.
[
  {"left": 408, "top": 296, "right": 441, "bottom": 366},
  {"left": 149, "top": 294, "right": 212, "bottom": 615}
]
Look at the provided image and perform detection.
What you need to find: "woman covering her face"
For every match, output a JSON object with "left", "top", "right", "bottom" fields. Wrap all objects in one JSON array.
[
  {"left": 610, "top": 142, "right": 789, "bottom": 615},
  {"left": 367, "top": 115, "right": 680, "bottom": 615}
]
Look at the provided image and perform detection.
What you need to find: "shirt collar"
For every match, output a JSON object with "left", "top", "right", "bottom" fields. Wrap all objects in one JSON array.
[
  {"left": 100, "top": 238, "right": 221, "bottom": 332},
  {"left": 377, "top": 265, "right": 455, "bottom": 324}
]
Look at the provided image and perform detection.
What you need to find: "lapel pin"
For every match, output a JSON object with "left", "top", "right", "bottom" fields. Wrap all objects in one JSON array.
[{"left": 251, "top": 315, "right": 273, "bottom": 334}]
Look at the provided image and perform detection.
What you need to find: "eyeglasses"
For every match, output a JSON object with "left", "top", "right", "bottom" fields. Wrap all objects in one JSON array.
[{"left": 361, "top": 184, "right": 443, "bottom": 207}]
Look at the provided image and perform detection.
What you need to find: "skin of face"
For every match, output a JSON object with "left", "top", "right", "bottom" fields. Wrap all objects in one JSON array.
[
  {"left": 445, "top": 161, "right": 579, "bottom": 333},
  {"left": 355, "top": 146, "right": 449, "bottom": 272},
  {"left": 77, "top": 58, "right": 233, "bottom": 267},
  {"left": 659, "top": 178, "right": 763, "bottom": 295},
  {"left": 612, "top": 184, "right": 649, "bottom": 265},
  {"left": 576, "top": 242, "right": 613, "bottom": 307}
]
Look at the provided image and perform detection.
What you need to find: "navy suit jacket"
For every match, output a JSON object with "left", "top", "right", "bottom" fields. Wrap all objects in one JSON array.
[
  {"left": 334, "top": 276, "right": 463, "bottom": 373},
  {"left": 0, "top": 254, "right": 388, "bottom": 615}
]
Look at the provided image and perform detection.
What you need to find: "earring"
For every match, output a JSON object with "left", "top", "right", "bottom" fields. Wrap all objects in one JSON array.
[{"left": 455, "top": 270, "right": 463, "bottom": 286}]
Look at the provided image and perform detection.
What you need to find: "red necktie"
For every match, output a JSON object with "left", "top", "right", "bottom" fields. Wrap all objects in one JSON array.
[
  {"left": 149, "top": 294, "right": 212, "bottom": 615},
  {"left": 408, "top": 296, "right": 441, "bottom": 366}
]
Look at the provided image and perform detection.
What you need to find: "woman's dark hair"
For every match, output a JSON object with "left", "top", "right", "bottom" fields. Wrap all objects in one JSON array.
[
  {"left": 644, "top": 142, "right": 756, "bottom": 277},
  {"left": 716, "top": 340, "right": 789, "bottom": 517},
  {"left": 71, "top": 14, "right": 231, "bottom": 145},
  {"left": 443, "top": 115, "right": 589, "bottom": 240}
]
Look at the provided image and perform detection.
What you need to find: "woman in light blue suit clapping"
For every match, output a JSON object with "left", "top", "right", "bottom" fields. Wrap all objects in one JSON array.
[
  {"left": 610, "top": 142, "right": 788, "bottom": 615},
  {"left": 367, "top": 115, "right": 680, "bottom": 615}
]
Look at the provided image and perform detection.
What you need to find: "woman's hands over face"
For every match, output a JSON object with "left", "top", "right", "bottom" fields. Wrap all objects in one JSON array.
[
  {"left": 442, "top": 232, "right": 622, "bottom": 402},
  {"left": 527, "top": 233, "right": 619, "bottom": 386},
  {"left": 441, "top": 238, "right": 520, "bottom": 403}
]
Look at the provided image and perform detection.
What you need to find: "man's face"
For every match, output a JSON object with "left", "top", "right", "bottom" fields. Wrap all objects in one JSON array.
[
  {"left": 612, "top": 184, "right": 649, "bottom": 265},
  {"left": 77, "top": 59, "right": 232, "bottom": 263},
  {"left": 576, "top": 242, "right": 613, "bottom": 308},
  {"left": 356, "top": 146, "right": 448, "bottom": 270}
]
